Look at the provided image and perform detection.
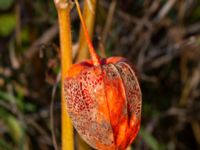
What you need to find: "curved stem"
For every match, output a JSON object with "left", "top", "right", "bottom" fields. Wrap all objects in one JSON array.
[
  {"left": 74, "top": 0, "right": 100, "bottom": 66},
  {"left": 54, "top": 1, "right": 74, "bottom": 150},
  {"left": 76, "top": 0, "right": 97, "bottom": 63}
]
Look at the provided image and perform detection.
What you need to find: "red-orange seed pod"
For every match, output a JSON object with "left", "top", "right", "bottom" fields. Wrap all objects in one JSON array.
[
  {"left": 64, "top": 1, "right": 142, "bottom": 149},
  {"left": 64, "top": 57, "right": 141, "bottom": 150}
]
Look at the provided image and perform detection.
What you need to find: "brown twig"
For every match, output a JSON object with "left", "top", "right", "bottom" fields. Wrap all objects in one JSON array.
[
  {"left": 50, "top": 71, "right": 61, "bottom": 150},
  {"left": 154, "top": 0, "right": 176, "bottom": 22},
  {"left": 100, "top": 0, "right": 117, "bottom": 47},
  {"left": 24, "top": 23, "right": 58, "bottom": 60}
]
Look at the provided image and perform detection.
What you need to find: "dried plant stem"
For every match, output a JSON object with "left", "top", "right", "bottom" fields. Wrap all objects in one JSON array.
[
  {"left": 54, "top": 1, "right": 74, "bottom": 150},
  {"left": 76, "top": 0, "right": 97, "bottom": 63},
  {"left": 100, "top": 0, "right": 116, "bottom": 46}
]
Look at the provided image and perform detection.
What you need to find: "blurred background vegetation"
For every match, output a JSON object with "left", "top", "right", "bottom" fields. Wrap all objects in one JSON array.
[{"left": 0, "top": 0, "right": 200, "bottom": 150}]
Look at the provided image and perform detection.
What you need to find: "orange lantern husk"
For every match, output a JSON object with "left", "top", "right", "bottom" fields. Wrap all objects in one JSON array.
[
  {"left": 64, "top": 57, "right": 141, "bottom": 150},
  {"left": 64, "top": 1, "right": 142, "bottom": 149}
]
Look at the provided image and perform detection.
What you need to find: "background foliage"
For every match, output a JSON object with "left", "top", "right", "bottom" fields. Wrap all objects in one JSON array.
[{"left": 0, "top": 0, "right": 200, "bottom": 149}]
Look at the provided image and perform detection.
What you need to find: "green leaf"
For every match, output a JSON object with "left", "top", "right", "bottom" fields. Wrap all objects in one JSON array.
[
  {"left": 0, "top": 14, "right": 16, "bottom": 36},
  {"left": 0, "top": 108, "right": 29, "bottom": 149},
  {"left": 0, "top": 139, "right": 13, "bottom": 150},
  {"left": 21, "top": 28, "right": 30, "bottom": 43},
  {"left": 0, "top": 90, "right": 16, "bottom": 102},
  {"left": 24, "top": 102, "right": 36, "bottom": 112},
  {"left": 0, "top": 108, "right": 23, "bottom": 143},
  {"left": 0, "top": 90, "right": 23, "bottom": 111},
  {"left": 6, "top": 115, "right": 23, "bottom": 143},
  {"left": 0, "top": 0, "right": 14, "bottom": 10},
  {"left": 139, "top": 128, "right": 160, "bottom": 150}
]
